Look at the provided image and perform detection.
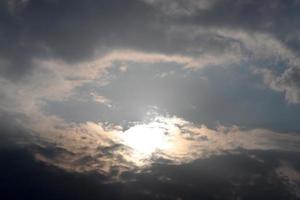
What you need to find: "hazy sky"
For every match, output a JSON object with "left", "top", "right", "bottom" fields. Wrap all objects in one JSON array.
[{"left": 1, "top": 0, "right": 300, "bottom": 199}]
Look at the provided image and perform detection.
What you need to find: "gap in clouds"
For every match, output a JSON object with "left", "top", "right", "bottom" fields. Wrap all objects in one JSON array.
[{"left": 43, "top": 61, "right": 300, "bottom": 132}]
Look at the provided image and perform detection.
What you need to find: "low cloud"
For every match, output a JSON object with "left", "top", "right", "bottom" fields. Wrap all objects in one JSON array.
[{"left": 24, "top": 115, "right": 300, "bottom": 179}]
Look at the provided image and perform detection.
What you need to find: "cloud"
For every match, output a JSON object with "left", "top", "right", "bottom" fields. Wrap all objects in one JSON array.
[
  {"left": 141, "top": 0, "right": 216, "bottom": 16},
  {"left": 0, "top": 0, "right": 163, "bottom": 78},
  {"left": 1, "top": 0, "right": 299, "bottom": 106},
  {"left": 0, "top": 47, "right": 243, "bottom": 123},
  {"left": 3, "top": 0, "right": 30, "bottom": 15},
  {"left": 0, "top": 51, "right": 167, "bottom": 113},
  {"left": 90, "top": 92, "right": 112, "bottom": 107},
  {"left": 23, "top": 115, "right": 300, "bottom": 179},
  {"left": 1, "top": 0, "right": 299, "bottom": 78},
  {"left": 276, "top": 161, "right": 300, "bottom": 197},
  {"left": 0, "top": 40, "right": 299, "bottom": 178},
  {"left": 255, "top": 66, "right": 300, "bottom": 103},
  {"left": 0, "top": 0, "right": 300, "bottom": 185}
]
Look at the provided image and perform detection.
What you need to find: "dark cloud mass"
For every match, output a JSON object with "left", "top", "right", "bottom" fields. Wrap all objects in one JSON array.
[
  {"left": 0, "top": 0, "right": 163, "bottom": 77},
  {"left": 1, "top": 148, "right": 300, "bottom": 200},
  {"left": 1, "top": 0, "right": 300, "bottom": 199}
]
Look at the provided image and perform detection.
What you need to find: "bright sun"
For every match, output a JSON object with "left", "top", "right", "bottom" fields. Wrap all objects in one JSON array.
[{"left": 121, "top": 123, "right": 169, "bottom": 155}]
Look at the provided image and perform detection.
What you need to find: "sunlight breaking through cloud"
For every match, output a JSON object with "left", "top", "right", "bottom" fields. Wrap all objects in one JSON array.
[{"left": 28, "top": 114, "right": 300, "bottom": 180}]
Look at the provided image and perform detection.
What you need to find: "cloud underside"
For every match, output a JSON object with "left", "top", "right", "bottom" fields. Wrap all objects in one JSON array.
[
  {"left": 1, "top": 0, "right": 300, "bottom": 185},
  {"left": 21, "top": 115, "right": 299, "bottom": 179}
]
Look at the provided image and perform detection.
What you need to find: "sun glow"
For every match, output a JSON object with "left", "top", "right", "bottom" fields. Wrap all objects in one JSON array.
[{"left": 121, "top": 123, "right": 170, "bottom": 155}]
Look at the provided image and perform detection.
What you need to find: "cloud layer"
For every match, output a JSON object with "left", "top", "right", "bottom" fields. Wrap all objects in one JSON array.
[{"left": 1, "top": 0, "right": 300, "bottom": 187}]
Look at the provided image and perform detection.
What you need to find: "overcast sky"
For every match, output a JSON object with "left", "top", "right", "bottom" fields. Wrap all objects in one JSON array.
[{"left": 1, "top": 0, "right": 300, "bottom": 199}]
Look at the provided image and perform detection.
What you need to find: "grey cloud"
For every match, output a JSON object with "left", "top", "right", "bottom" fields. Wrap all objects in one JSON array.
[
  {"left": 278, "top": 67, "right": 300, "bottom": 103},
  {"left": 146, "top": 0, "right": 300, "bottom": 59},
  {"left": 256, "top": 66, "right": 300, "bottom": 103},
  {"left": 276, "top": 160, "right": 300, "bottom": 197},
  {"left": 0, "top": 0, "right": 300, "bottom": 181},
  {"left": 141, "top": 0, "right": 217, "bottom": 16},
  {"left": 0, "top": 109, "right": 31, "bottom": 148},
  {"left": 3, "top": 0, "right": 30, "bottom": 15},
  {"left": 0, "top": 0, "right": 164, "bottom": 78},
  {"left": 1, "top": 147, "right": 300, "bottom": 199},
  {"left": 172, "top": 0, "right": 300, "bottom": 35},
  {"left": 2, "top": 0, "right": 300, "bottom": 79}
]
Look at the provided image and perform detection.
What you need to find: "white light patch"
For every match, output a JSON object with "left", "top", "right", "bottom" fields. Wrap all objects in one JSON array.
[{"left": 121, "top": 123, "right": 170, "bottom": 155}]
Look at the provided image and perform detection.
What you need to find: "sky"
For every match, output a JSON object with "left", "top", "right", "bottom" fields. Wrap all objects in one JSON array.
[{"left": 0, "top": 0, "right": 300, "bottom": 199}]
